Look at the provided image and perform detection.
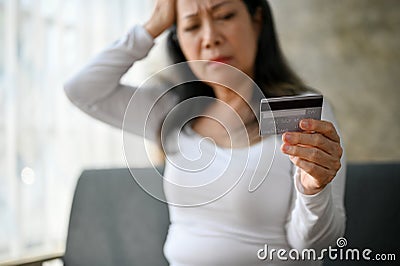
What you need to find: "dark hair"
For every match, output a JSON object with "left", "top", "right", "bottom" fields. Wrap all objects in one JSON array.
[{"left": 166, "top": 0, "right": 313, "bottom": 98}]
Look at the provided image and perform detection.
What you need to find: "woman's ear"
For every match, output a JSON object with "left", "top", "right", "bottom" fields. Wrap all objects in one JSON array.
[{"left": 252, "top": 7, "right": 263, "bottom": 36}]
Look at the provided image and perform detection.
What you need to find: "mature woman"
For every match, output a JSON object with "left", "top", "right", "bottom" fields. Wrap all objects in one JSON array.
[{"left": 64, "top": 0, "right": 346, "bottom": 265}]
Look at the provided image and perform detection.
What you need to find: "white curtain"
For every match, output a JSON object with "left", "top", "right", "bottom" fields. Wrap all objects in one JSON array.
[{"left": 0, "top": 0, "right": 162, "bottom": 259}]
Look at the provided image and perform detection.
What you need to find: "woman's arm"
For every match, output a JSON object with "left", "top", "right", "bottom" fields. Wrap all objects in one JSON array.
[
  {"left": 283, "top": 100, "right": 346, "bottom": 250},
  {"left": 64, "top": 27, "right": 179, "bottom": 141},
  {"left": 64, "top": 0, "right": 177, "bottom": 141},
  {"left": 64, "top": 25, "right": 155, "bottom": 133}
]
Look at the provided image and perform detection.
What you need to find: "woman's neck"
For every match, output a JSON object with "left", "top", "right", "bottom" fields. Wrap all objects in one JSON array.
[{"left": 191, "top": 83, "right": 262, "bottom": 148}]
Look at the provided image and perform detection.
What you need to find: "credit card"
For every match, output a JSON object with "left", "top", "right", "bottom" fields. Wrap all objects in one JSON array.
[{"left": 259, "top": 94, "right": 323, "bottom": 135}]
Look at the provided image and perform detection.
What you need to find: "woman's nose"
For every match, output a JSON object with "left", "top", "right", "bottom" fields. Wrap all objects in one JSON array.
[{"left": 202, "top": 22, "right": 222, "bottom": 49}]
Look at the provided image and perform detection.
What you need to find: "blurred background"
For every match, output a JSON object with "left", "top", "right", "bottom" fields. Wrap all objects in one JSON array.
[{"left": 0, "top": 0, "right": 399, "bottom": 263}]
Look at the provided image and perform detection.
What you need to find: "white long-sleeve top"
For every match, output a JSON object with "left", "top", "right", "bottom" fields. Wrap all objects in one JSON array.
[{"left": 64, "top": 25, "right": 346, "bottom": 266}]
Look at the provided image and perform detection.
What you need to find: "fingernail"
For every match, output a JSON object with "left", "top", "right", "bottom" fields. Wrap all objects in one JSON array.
[
  {"left": 301, "top": 120, "right": 309, "bottom": 129},
  {"left": 283, "top": 144, "right": 291, "bottom": 152},
  {"left": 284, "top": 133, "right": 292, "bottom": 142}
]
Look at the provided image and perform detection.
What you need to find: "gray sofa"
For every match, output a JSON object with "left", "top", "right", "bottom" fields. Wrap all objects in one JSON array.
[
  {"left": 323, "top": 163, "right": 400, "bottom": 265},
  {"left": 26, "top": 163, "right": 400, "bottom": 265}
]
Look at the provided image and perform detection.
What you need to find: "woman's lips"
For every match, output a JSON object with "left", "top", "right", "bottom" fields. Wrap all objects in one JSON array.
[{"left": 208, "top": 56, "right": 233, "bottom": 64}]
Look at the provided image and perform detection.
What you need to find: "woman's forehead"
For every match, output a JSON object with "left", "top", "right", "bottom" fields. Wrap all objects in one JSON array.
[{"left": 176, "top": 0, "right": 240, "bottom": 18}]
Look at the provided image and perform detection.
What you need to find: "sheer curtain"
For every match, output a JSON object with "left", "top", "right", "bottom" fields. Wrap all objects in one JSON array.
[{"left": 0, "top": 0, "right": 162, "bottom": 260}]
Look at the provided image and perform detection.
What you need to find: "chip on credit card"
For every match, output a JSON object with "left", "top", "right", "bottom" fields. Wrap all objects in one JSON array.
[{"left": 259, "top": 94, "right": 323, "bottom": 135}]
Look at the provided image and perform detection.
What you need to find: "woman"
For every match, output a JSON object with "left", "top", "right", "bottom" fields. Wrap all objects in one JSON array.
[{"left": 65, "top": 0, "right": 346, "bottom": 265}]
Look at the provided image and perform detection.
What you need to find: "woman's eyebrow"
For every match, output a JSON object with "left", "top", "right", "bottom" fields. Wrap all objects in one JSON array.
[
  {"left": 210, "top": 0, "right": 234, "bottom": 11},
  {"left": 183, "top": 1, "right": 234, "bottom": 19}
]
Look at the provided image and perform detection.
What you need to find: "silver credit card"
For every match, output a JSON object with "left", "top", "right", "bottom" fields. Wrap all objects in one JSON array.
[{"left": 259, "top": 94, "right": 323, "bottom": 135}]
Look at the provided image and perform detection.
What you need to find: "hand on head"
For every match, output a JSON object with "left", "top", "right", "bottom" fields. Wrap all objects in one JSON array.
[{"left": 144, "top": 0, "right": 176, "bottom": 38}]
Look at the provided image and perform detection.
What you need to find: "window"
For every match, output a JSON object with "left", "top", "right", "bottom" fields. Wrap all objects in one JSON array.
[{"left": 0, "top": 0, "right": 161, "bottom": 261}]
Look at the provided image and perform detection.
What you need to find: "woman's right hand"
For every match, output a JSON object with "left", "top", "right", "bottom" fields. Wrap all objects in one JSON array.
[{"left": 144, "top": 0, "right": 176, "bottom": 39}]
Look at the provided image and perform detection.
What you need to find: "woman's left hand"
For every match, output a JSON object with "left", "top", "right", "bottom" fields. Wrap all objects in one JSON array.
[{"left": 281, "top": 119, "right": 343, "bottom": 195}]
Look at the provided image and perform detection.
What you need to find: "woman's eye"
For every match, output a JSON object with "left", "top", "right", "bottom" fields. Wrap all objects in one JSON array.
[
  {"left": 217, "top": 12, "right": 236, "bottom": 20},
  {"left": 184, "top": 25, "right": 200, "bottom": 32}
]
